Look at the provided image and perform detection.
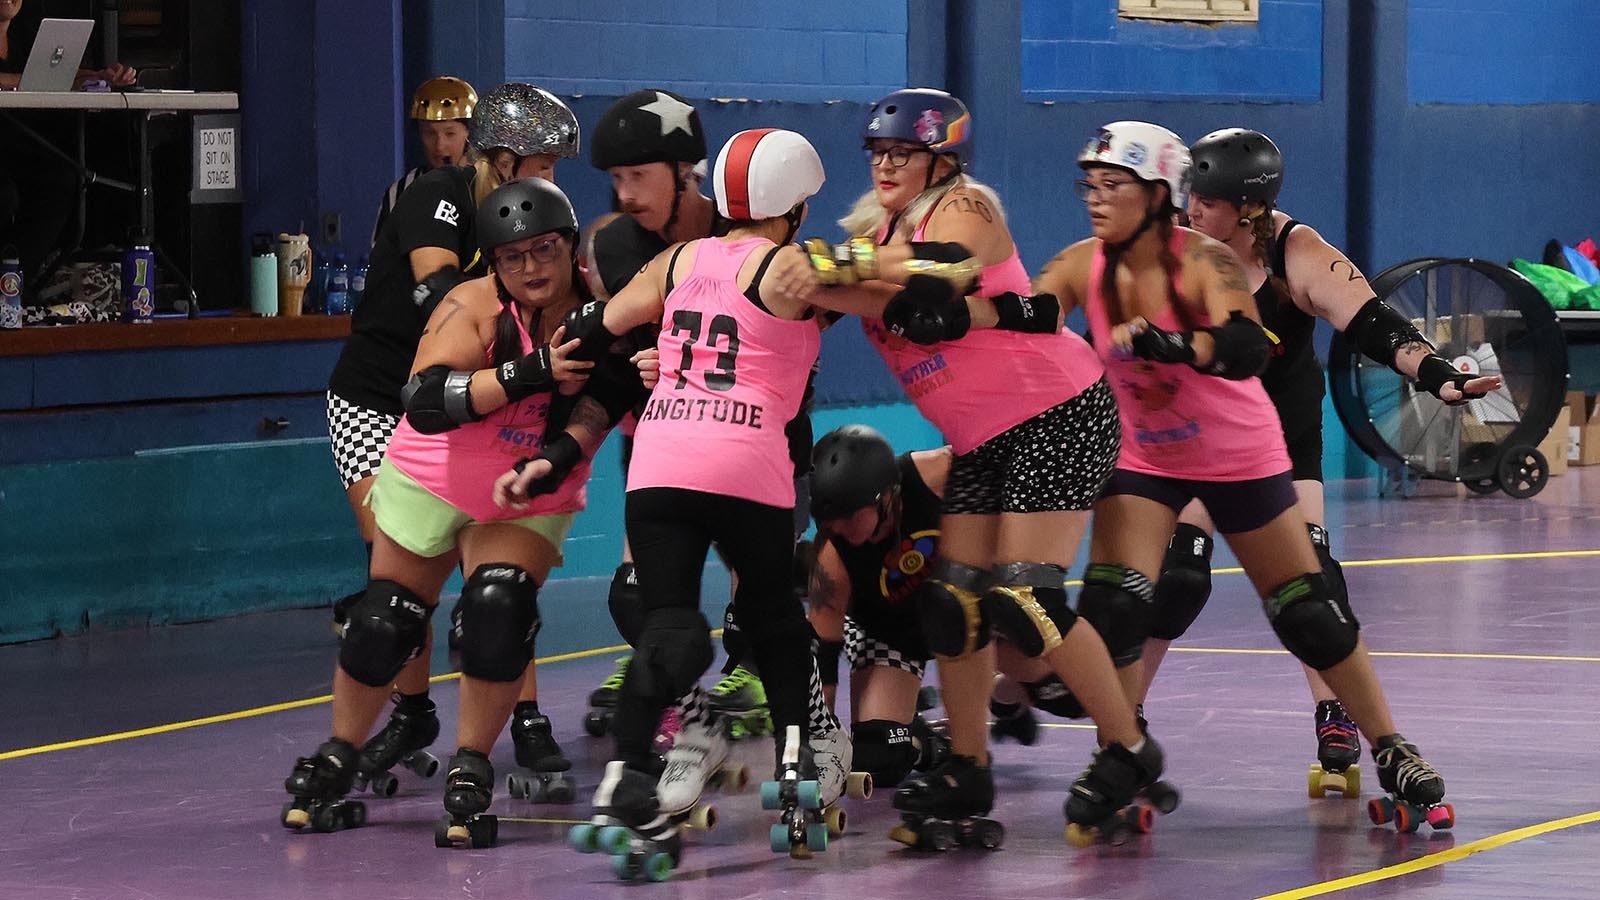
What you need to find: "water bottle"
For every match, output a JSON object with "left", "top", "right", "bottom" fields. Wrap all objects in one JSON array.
[
  {"left": 307, "top": 250, "right": 331, "bottom": 315},
  {"left": 325, "top": 253, "right": 350, "bottom": 316},
  {"left": 122, "top": 240, "right": 157, "bottom": 323},
  {"left": 1, "top": 246, "right": 21, "bottom": 330},
  {"left": 349, "top": 256, "right": 368, "bottom": 312},
  {"left": 249, "top": 233, "right": 278, "bottom": 316}
]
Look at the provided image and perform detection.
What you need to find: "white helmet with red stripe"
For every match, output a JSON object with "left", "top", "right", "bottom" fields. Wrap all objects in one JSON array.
[{"left": 712, "top": 128, "right": 826, "bottom": 221}]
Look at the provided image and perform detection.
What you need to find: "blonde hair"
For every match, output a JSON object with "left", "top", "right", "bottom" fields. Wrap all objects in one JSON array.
[
  {"left": 467, "top": 146, "right": 501, "bottom": 207},
  {"left": 838, "top": 174, "right": 1007, "bottom": 240}
]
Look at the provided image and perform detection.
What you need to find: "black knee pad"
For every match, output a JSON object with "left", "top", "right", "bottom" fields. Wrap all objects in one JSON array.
[
  {"left": 1024, "top": 674, "right": 1087, "bottom": 719},
  {"left": 607, "top": 562, "right": 643, "bottom": 646},
  {"left": 1076, "top": 563, "right": 1156, "bottom": 667},
  {"left": 631, "top": 606, "right": 714, "bottom": 702},
  {"left": 913, "top": 559, "right": 992, "bottom": 658},
  {"left": 720, "top": 601, "right": 751, "bottom": 669},
  {"left": 454, "top": 563, "right": 540, "bottom": 683},
  {"left": 1308, "top": 524, "right": 1348, "bottom": 600},
  {"left": 1148, "top": 523, "right": 1214, "bottom": 641},
  {"left": 339, "top": 580, "right": 433, "bottom": 687},
  {"left": 1263, "top": 571, "right": 1360, "bottom": 671},
  {"left": 983, "top": 561, "right": 1077, "bottom": 658},
  {"left": 852, "top": 719, "right": 920, "bottom": 787}
]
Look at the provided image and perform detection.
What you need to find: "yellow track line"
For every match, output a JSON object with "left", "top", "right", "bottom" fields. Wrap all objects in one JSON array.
[{"left": 1254, "top": 810, "right": 1600, "bottom": 899}]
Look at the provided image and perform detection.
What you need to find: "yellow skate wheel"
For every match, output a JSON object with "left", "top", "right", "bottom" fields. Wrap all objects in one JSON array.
[
  {"left": 282, "top": 804, "right": 310, "bottom": 829},
  {"left": 1308, "top": 764, "right": 1327, "bottom": 799},
  {"left": 1065, "top": 823, "right": 1096, "bottom": 848},
  {"left": 718, "top": 765, "right": 749, "bottom": 793},
  {"left": 823, "top": 805, "right": 847, "bottom": 837},
  {"left": 888, "top": 824, "right": 920, "bottom": 846},
  {"left": 1343, "top": 765, "right": 1361, "bottom": 798},
  {"left": 847, "top": 771, "right": 873, "bottom": 800},
  {"left": 685, "top": 803, "right": 717, "bottom": 831}
]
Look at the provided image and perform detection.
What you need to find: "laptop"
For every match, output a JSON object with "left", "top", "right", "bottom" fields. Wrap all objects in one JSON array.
[{"left": 19, "top": 18, "right": 95, "bottom": 92}]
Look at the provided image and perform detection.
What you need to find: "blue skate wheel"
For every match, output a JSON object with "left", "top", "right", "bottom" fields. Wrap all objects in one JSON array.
[
  {"left": 569, "top": 823, "right": 599, "bottom": 852},
  {"left": 797, "top": 780, "right": 822, "bottom": 811},
  {"left": 805, "top": 822, "right": 828, "bottom": 851},
  {"left": 643, "top": 851, "right": 674, "bottom": 882},
  {"left": 769, "top": 824, "right": 790, "bottom": 853},
  {"left": 611, "top": 851, "right": 637, "bottom": 880},
  {"left": 759, "top": 780, "right": 781, "bottom": 810},
  {"left": 598, "top": 825, "right": 632, "bottom": 855}
]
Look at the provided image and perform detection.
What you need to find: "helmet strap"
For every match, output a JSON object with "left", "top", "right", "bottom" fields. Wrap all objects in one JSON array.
[
  {"left": 660, "top": 162, "right": 687, "bottom": 240},
  {"left": 780, "top": 203, "right": 806, "bottom": 246}
]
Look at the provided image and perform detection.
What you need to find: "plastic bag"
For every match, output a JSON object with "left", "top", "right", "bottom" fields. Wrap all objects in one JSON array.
[{"left": 1511, "top": 258, "right": 1592, "bottom": 309}]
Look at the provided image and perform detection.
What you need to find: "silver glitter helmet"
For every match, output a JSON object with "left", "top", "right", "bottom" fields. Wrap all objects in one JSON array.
[{"left": 473, "top": 83, "right": 580, "bottom": 160}]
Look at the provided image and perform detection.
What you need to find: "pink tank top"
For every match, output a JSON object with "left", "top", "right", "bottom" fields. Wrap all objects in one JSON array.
[
  {"left": 1083, "top": 231, "right": 1290, "bottom": 481},
  {"left": 862, "top": 215, "right": 1105, "bottom": 454},
  {"left": 386, "top": 312, "right": 591, "bottom": 521},
  {"left": 626, "top": 237, "right": 821, "bottom": 507}
]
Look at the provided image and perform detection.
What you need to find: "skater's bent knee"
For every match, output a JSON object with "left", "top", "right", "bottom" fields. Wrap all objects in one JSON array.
[
  {"left": 1076, "top": 564, "right": 1155, "bottom": 667},
  {"left": 340, "top": 580, "right": 432, "bottom": 687},
  {"left": 633, "top": 607, "right": 714, "bottom": 701},
  {"left": 1263, "top": 572, "right": 1359, "bottom": 670},
  {"left": 1147, "top": 523, "right": 1213, "bottom": 641},
  {"left": 914, "top": 559, "right": 992, "bottom": 658},
  {"left": 456, "top": 564, "right": 540, "bottom": 682},
  {"left": 984, "top": 562, "right": 1074, "bottom": 658}
]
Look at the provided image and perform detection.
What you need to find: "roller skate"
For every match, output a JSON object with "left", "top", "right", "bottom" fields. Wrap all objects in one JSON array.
[
  {"left": 889, "top": 753, "right": 1004, "bottom": 851},
  {"left": 1366, "top": 734, "right": 1453, "bottom": 833},
  {"left": 570, "top": 761, "right": 684, "bottom": 882},
  {"left": 655, "top": 703, "right": 749, "bottom": 832},
  {"left": 761, "top": 726, "right": 832, "bottom": 859},
  {"left": 505, "top": 709, "right": 577, "bottom": 803},
  {"left": 708, "top": 665, "right": 772, "bottom": 740},
  {"left": 810, "top": 724, "right": 871, "bottom": 838},
  {"left": 350, "top": 693, "right": 440, "bottom": 798},
  {"left": 433, "top": 749, "right": 498, "bottom": 848},
  {"left": 1130, "top": 705, "right": 1180, "bottom": 815},
  {"left": 911, "top": 714, "right": 952, "bottom": 774},
  {"left": 281, "top": 738, "right": 367, "bottom": 832},
  {"left": 652, "top": 704, "right": 682, "bottom": 757},
  {"left": 583, "top": 656, "right": 629, "bottom": 737},
  {"left": 1308, "top": 700, "right": 1362, "bottom": 799},
  {"left": 989, "top": 698, "right": 1039, "bottom": 745},
  {"left": 1064, "top": 738, "right": 1172, "bottom": 847}
]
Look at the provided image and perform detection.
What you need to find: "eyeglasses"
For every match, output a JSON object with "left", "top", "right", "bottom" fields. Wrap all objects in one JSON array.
[
  {"left": 492, "top": 236, "right": 565, "bottom": 273},
  {"left": 1074, "top": 178, "right": 1139, "bottom": 201},
  {"left": 865, "top": 145, "right": 933, "bottom": 169}
]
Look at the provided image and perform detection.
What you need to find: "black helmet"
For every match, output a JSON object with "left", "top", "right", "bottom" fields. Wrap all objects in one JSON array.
[
  {"left": 1189, "top": 128, "right": 1283, "bottom": 207},
  {"left": 810, "top": 425, "right": 899, "bottom": 523},
  {"left": 590, "top": 89, "right": 707, "bottom": 170},
  {"left": 476, "top": 178, "right": 579, "bottom": 253},
  {"left": 473, "top": 83, "right": 580, "bottom": 159}
]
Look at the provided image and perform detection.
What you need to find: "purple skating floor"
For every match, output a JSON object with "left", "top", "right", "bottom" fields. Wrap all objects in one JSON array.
[{"left": 4, "top": 473, "right": 1600, "bottom": 899}]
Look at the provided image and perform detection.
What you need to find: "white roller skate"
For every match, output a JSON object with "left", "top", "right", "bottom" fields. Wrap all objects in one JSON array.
[
  {"left": 809, "top": 724, "right": 870, "bottom": 838},
  {"left": 655, "top": 706, "right": 747, "bottom": 830}
]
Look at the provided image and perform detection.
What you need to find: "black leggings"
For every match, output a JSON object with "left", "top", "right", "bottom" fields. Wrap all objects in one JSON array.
[{"left": 617, "top": 487, "right": 815, "bottom": 766}]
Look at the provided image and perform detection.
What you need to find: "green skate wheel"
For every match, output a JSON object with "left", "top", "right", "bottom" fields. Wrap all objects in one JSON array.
[
  {"left": 759, "top": 780, "right": 781, "bottom": 810},
  {"left": 643, "top": 851, "right": 674, "bottom": 882},
  {"left": 770, "top": 824, "right": 790, "bottom": 853},
  {"left": 805, "top": 822, "right": 828, "bottom": 851},
  {"left": 797, "top": 780, "right": 822, "bottom": 810},
  {"left": 611, "top": 851, "right": 637, "bottom": 880},
  {"left": 569, "top": 823, "right": 599, "bottom": 853},
  {"left": 598, "top": 825, "right": 632, "bottom": 855}
]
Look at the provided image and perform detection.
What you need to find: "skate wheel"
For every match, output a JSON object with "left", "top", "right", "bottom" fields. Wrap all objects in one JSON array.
[
  {"left": 598, "top": 825, "right": 632, "bottom": 856},
  {"left": 310, "top": 803, "right": 344, "bottom": 833},
  {"left": 888, "top": 824, "right": 920, "bottom": 847},
  {"left": 847, "top": 771, "right": 873, "bottom": 800},
  {"left": 1393, "top": 803, "right": 1420, "bottom": 834},
  {"left": 409, "top": 751, "right": 440, "bottom": 779},
  {"left": 1427, "top": 803, "right": 1455, "bottom": 830},
  {"left": 1132, "top": 805, "right": 1155, "bottom": 834},
  {"left": 1367, "top": 796, "right": 1395, "bottom": 826},
  {"left": 281, "top": 803, "right": 309, "bottom": 830},
  {"left": 718, "top": 764, "right": 750, "bottom": 793},
  {"left": 923, "top": 820, "right": 956, "bottom": 852},
  {"left": 583, "top": 711, "right": 609, "bottom": 737},
  {"left": 372, "top": 772, "right": 399, "bottom": 798},
  {"left": 347, "top": 802, "right": 367, "bottom": 829},
  {"left": 797, "top": 780, "right": 823, "bottom": 811},
  {"left": 1145, "top": 781, "right": 1181, "bottom": 814},
  {"left": 469, "top": 815, "right": 498, "bottom": 848},
  {"left": 1344, "top": 766, "right": 1361, "bottom": 799},
  {"left": 546, "top": 774, "right": 577, "bottom": 805},
  {"left": 685, "top": 803, "right": 717, "bottom": 831},
  {"left": 805, "top": 822, "right": 829, "bottom": 852},
  {"left": 506, "top": 773, "right": 528, "bottom": 800},
  {"left": 759, "top": 780, "right": 781, "bottom": 810},
  {"left": 612, "top": 851, "right": 639, "bottom": 880},
  {"left": 970, "top": 818, "right": 1004, "bottom": 850},
  {"left": 823, "top": 805, "right": 846, "bottom": 837},
  {"left": 769, "top": 824, "right": 791, "bottom": 854},
  {"left": 642, "top": 851, "right": 674, "bottom": 882},
  {"left": 569, "top": 823, "right": 600, "bottom": 853},
  {"left": 434, "top": 818, "right": 453, "bottom": 848},
  {"left": 1065, "top": 823, "right": 1096, "bottom": 848},
  {"left": 1308, "top": 764, "right": 1327, "bottom": 799}
]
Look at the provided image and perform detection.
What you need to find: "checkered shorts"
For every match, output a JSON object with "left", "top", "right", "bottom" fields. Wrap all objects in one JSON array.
[
  {"left": 844, "top": 617, "right": 926, "bottom": 678},
  {"left": 326, "top": 391, "right": 399, "bottom": 489}
]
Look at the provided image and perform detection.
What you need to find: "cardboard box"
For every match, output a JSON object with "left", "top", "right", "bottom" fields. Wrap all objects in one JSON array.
[
  {"left": 1540, "top": 406, "right": 1570, "bottom": 477},
  {"left": 1564, "top": 392, "right": 1600, "bottom": 465},
  {"left": 1412, "top": 313, "right": 1485, "bottom": 349}
]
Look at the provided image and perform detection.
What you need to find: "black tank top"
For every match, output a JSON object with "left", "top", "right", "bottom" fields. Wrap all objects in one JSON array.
[
  {"left": 1255, "top": 220, "right": 1325, "bottom": 404},
  {"left": 831, "top": 454, "right": 942, "bottom": 647}
]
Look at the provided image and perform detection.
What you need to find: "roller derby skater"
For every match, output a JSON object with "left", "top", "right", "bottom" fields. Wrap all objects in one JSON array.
[
  {"left": 505, "top": 704, "right": 576, "bottom": 803},
  {"left": 282, "top": 738, "right": 367, "bottom": 833},
  {"left": 352, "top": 692, "right": 441, "bottom": 797}
]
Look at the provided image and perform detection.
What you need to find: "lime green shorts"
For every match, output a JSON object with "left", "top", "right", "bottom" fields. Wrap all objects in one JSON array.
[{"left": 367, "top": 460, "right": 575, "bottom": 560}]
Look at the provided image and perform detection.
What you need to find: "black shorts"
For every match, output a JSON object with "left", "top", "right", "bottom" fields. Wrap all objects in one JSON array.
[
  {"left": 1270, "top": 385, "right": 1325, "bottom": 483},
  {"left": 944, "top": 378, "right": 1120, "bottom": 516},
  {"left": 1101, "top": 468, "right": 1298, "bottom": 535}
]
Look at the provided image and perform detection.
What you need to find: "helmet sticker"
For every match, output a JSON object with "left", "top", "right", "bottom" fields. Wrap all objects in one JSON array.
[
  {"left": 638, "top": 91, "right": 697, "bottom": 138},
  {"left": 1122, "top": 142, "right": 1148, "bottom": 167},
  {"left": 915, "top": 109, "right": 944, "bottom": 145},
  {"left": 867, "top": 116, "right": 881, "bottom": 132}
]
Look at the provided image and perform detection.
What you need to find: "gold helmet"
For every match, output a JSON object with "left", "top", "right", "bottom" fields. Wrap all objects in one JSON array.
[{"left": 410, "top": 76, "right": 478, "bottom": 122}]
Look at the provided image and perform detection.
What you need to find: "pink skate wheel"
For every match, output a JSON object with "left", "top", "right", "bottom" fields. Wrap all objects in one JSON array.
[{"left": 1426, "top": 803, "right": 1455, "bottom": 830}]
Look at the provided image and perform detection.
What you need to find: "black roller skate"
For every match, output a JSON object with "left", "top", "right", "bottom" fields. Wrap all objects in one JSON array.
[
  {"left": 709, "top": 665, "right": 772, "bottom": 740},
  {"left": 911, "top": 714, "right": 952, "bottom": 775},
  {"left": 990, "top": 698, "right": 1040, "bottom": 746},
  {"left": 1064, "top": 738, "right": 1172, "bottom": 847},
  {"left": 760, "top": 725, "right": 832, "bottom": 858},
  {"left": 583, "top": 656, "right": 629, "bottom": 737},
  {"left": 889, "top": 754, "right": 1005, "bottom": 852},
  {"left": 1367, "top": 734, "right": 1453, "bottom": 833},
  {"left": 506, "top": 709, "right": 577, "bottom": 803},
  {"left": 570, "top": 760, "right": 684, "bottom": 882},
  {"left": 1130, "top": 705, "right": 1180, "bottom": 814},
  {"left": 282, "top": 738, "right": 367, "bottom": 832},
  {"left": 434, "top": 749, "right": 498, "bottom": 848},
  {"left": 1308, "top": 700, "right": 1362, "bottom": 799},
  {"left": 353, "top": 693, "right": 441, "bottom": 797}
]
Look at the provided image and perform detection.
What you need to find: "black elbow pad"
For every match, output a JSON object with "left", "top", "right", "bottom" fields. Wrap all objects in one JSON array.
[
  {"left": 413, "top": 265, "right": 466, "bottom": 319},
  {"left": 584, "top": 355, "right": 648, "bottom": 428},
  {"left": 1344, "top": 297, "right": 1431, "bottom": 369},
  {"left": 562, "top": 299, "right": 622, "bottom": 363},
  {"left": 1198, "top": 311, "right": 1272, "bottom": 380},
  {"left": 402, "top": 364, "right": 478, "bottom": 434}
]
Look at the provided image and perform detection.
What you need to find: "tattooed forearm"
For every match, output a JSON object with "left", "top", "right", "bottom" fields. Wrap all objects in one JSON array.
[
  {"left": 571, "top": 395, "right": 610, "bottom": 437},
  {"left": 1193, "top": 242, "right": 1250, "bottom": 293}
]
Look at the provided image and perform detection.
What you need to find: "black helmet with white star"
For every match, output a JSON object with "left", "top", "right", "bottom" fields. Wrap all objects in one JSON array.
[{"left": 590, "top": 89, "right": 707, "bottom": 170}]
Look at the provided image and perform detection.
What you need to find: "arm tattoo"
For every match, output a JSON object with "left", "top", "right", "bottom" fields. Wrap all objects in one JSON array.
[
  {"left": 423, "top": 297, "right": 467, "bottom": 335},
  {"left": 939, "top": 194, "right": 994, "bottom": 223},
  {"left": 1395, "top": 339, "right": 1432, "bottom": 358},
  {"left": 1329, "top": 259, "right": 1362, "bottom": 282},
  {"left": 1194, "top": 242, "right": 1250, "bottom": 294},
  {"left": 809, "top": 556, "right": 839, "bottom": 614},
  {"left": 571, "top": 395, "right": 610, "bottom": 436}
]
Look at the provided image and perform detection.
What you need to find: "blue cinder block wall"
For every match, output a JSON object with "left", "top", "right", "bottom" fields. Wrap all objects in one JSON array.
[{"left": 7, "top": 0, "right": 1600, "bottom": 643}]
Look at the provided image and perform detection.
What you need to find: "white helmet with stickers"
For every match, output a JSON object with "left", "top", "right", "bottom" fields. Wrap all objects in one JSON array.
[
  {"left": 1077, "top": 121, "right": 1192, "bottom": 210},
  {"left": 713, "top": 128, "right": 826, "bottom": 221}
]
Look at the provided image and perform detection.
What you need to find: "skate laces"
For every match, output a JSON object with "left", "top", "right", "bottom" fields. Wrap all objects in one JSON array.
[
  {"left": 1374, "top": 740, "right": 1439, "bottom": 793},
  {"left": 711, "top": 666, "right": 763, "bottom": 703},
  {"left": 601, "top": 657, "right": 630, "bottom": 690}
]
